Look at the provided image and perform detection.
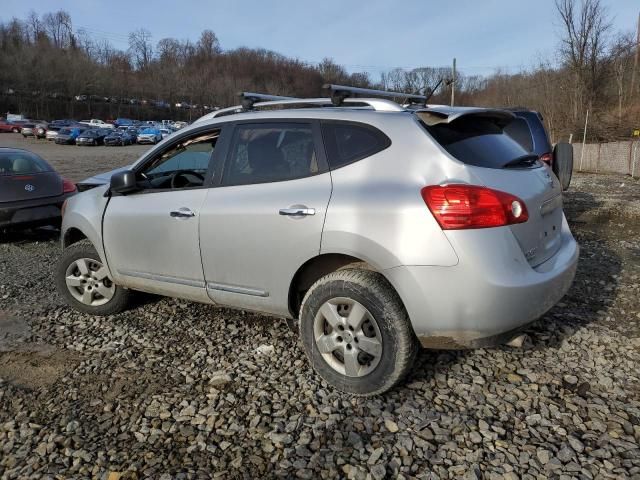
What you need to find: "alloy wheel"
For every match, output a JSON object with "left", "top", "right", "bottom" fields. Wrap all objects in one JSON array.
[
  {"left": 64, "top": 257, "right": 115, "bottom": 306},
  {"left": 313, "top": 297, "right": 383, "bottom": 377}
]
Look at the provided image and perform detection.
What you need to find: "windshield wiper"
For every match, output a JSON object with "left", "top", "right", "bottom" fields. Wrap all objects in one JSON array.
[{"left": 502, "top": 154, "right": 539, "bottom": 169}]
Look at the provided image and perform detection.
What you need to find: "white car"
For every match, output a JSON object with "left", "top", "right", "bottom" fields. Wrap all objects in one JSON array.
[{"left": 79, "top": 119, "right": 115, "bottom": 129}]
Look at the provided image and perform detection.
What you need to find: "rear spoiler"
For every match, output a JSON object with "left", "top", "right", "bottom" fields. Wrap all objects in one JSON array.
[{"left": 414, "top": 107, "right": 515, "bottom": 127}]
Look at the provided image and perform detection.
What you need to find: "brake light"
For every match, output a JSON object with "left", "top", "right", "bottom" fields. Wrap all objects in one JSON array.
[
  {"left": 540, "top": 152, "right": 552, "bottom": 166},
  {"left": 421, "top": 184, "right": 528, "bottom": 230},
  {"left": 62, "top": 178, "right": 77, "bottom": 194}
]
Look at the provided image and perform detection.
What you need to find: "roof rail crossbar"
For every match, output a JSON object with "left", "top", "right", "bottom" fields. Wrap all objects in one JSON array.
[
  {"left": 239, "top": 92, "right": 297, "bottom": 109},
  {"left": 323, "top": 84, "right": 427, "bottom": 106},
  {"left": 196, "top": 97, "right": 404, "bottom": 122}
]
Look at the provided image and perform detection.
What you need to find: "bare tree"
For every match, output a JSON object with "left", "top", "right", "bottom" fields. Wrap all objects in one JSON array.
[
  {"left": 555, "top": 0, "right": 612, "bottom": 120},
  {"left": 128, "top": 29, "right": 153, "bottom": 70}
]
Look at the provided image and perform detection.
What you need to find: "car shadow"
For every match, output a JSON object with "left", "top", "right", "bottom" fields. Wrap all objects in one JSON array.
[{"left": 0, "top": 226, "right": 60, "bottom": 244}]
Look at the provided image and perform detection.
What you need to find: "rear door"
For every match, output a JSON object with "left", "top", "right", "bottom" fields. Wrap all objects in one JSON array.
[
  {"left": 421, "top": 113, "right": 563, "bottom": 267},
  {"left": 199, "top": 120, "right": 332, "bottom": 317},
  {"left": 0, "top": 150, "right": 62, "bottom": 202}
]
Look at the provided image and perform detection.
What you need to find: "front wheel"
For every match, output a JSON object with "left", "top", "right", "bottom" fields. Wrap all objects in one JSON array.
[
  {"left": 55, "top": 241, "right": 131, "bottom": 315},
  {"left": 300, "top": 268, "right": 418, "bottom": 396}
]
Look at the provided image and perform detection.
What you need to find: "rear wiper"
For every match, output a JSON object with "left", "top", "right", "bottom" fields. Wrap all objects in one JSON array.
[{"left": 502, "top": 154, "right": 539, "bottom": 169}]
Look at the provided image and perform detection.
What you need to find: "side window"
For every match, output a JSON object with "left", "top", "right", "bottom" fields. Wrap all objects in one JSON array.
[
  {"left": 322, "top": 121, "right": 390, "bottom": 169},
  {"left": 504, "top": 118, "right": 534, "bottom": 152},
  {"left": 222, "top": 123, "right": 318, "bottom": 186},
  {"left": 138, "top": 130, "right": 220, "bottom": 190}
]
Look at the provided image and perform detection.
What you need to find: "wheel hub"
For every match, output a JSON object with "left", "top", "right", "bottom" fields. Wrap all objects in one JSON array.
[
  {"left": 313, "top": 297, "right": 383, "bottom": 378},
  {"left": 64, "top": 257, "right": 115, "bottom": 307}
]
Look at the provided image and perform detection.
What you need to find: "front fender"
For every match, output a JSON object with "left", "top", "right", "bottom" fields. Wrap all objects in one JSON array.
[{"left": 61, "top": 185, "right": 110, "bottom": 269}]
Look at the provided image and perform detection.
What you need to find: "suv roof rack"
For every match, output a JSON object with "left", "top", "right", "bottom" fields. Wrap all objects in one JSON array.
[
  {"left": 323, "top": 84, "right": 428, "bottom": 106},
  {"left": 197, "top": 92, "right": 405, "bottom": 122}
]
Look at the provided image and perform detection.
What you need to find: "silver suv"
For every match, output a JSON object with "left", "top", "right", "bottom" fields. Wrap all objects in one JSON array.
[{"left": 56, "top": 87, "right": 579, "bottom": 395}]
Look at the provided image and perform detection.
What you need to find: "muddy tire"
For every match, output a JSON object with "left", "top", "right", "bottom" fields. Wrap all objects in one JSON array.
[
  {"left": 55, "top": 241, "right": 131, "bottom": 316},
  {"left": 299, "top": 268, "right": 418, "bottom": 396}
]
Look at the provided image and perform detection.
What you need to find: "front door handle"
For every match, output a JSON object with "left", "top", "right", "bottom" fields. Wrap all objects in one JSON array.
[
  {"left": 170, "top": 208, "right": 195, "bottom": 218},
  {"left": 279, "top": 207, "right": 315, "bottom": 216}
]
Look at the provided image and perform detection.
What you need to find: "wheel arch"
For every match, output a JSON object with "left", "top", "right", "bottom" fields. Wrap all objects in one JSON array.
[{"left": 288, "top": 252, "right": 407, "bottom": 320}]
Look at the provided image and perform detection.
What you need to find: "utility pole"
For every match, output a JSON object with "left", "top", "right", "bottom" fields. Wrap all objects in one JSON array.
[
  {"left": 580, "top": 109, "right": 589, "bottom": 171},
  {"left": 631, "top": 13, "right": 640, "bottom": 99},
  {"left": 451, "top": 57, "right": 456, "bottom": 107}
]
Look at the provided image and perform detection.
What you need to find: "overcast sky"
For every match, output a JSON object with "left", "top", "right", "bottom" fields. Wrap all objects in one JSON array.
[{"left": 3, "top": 0, "right": 639, "bottom": 78}]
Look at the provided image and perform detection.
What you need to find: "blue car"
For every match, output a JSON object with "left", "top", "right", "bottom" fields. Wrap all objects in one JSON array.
[{"left": 55, "top": 127, "right": 86, "bottom": 145}]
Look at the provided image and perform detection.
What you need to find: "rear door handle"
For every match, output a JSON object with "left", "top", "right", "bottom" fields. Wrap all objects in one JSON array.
[
  {"left": 279, "top": 207, "right": 315, "bottom": 216},
  {"left": 170, "top": 208, "right": 195, "bottom": 218}
]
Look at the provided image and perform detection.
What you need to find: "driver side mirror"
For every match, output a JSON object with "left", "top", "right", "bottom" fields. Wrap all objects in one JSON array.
[{"left": 110, "top": 170, "right": 138, "bottom": 194}]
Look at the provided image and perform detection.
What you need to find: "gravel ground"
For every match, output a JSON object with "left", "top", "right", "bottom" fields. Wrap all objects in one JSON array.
[{"left": 1, "top": 162, "right": 640, "bottom": 477}]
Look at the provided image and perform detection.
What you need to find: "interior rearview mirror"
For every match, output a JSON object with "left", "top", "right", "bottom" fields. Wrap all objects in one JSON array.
[{"left": 110, "top": 170, "right": 138, "bottom": 194}]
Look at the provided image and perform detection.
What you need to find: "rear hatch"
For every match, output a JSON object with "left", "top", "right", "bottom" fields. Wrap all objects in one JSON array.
[
  {"left": 418, "top": 110, "right": 564, "bottom": 267},
  {"left": 0, "top": 151, "right": 62, "bottom": 202}
]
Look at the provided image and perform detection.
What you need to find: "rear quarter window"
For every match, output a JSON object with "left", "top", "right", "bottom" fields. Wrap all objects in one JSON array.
[
  {"left": 0, "top": 151, "right": 52, "bottom": 175},
  {"left": 321, "top": 121, "right": 390, "bottom": 169}
]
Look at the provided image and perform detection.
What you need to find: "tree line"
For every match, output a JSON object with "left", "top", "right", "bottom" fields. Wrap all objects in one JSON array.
[{"left": 0, "top": 0, "right": 638, "bottom": 141}]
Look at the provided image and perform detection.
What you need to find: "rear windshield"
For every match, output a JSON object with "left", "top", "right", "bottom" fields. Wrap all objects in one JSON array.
[
  {"left": 420, "top": 115, "right": 539, "bottom": 169},
  {"left": 0, "top": 151, "right": 52, "bottom": 175}
]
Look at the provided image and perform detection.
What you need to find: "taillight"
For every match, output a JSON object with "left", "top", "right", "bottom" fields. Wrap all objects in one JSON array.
[
  {"left": 62, "top": 178, "right": 77, "bottom": 194},
  {"left": 540, "top": 152, "right": 552, "bottom": 166},
  {"left": 421, "top": 184, "right": 529, "bottom": 230}
]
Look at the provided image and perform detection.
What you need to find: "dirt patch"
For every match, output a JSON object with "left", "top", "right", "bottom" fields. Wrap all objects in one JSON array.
[
  {"left": 0, "top": 347, "right": 81, "bottom": 389},
  {"left": 0, "top": 310, "right": 30, "bottom": 352}
]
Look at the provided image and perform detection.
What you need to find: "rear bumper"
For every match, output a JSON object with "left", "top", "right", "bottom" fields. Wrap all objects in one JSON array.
[
  {"left": 0, "top": 193, "right": 75, "bottom": 229},
  {"left": 384, "top": 215, "right": 579, "bottom": 349}
]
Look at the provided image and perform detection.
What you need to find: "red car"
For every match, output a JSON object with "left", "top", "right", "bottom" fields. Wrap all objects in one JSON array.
[{"left": 0, "top": 121, "right": 17, "bottom": 133}]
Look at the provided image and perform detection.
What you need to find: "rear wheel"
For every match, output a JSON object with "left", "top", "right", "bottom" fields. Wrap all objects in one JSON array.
[
  {"left": 299, "top": 269, "right": 418, "bottom": 396},
  {"left": 55, "top": 241, "right": 131, "bottom": 315}
]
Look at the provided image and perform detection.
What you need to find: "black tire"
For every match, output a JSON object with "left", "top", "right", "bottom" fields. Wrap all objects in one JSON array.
[
  {"left": 55, "top": 240, "right": 131, "bottom": 316},
  {"left": 553, "top": 142, "right": 573, "bottom": 191},
  {"left": 299, "top": 268, "right": 418, "bottom": 396}
]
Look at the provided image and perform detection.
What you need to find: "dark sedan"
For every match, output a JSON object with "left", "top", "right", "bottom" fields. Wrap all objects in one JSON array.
[
  {"left": 104, "top": 130, "right": 136, "bottom": 146},
  {"left": 76, "top": 128, "right": 110, "bottom": 146},
  {"left": 0, "top": 148, "right": 76, "bottom": 230}
]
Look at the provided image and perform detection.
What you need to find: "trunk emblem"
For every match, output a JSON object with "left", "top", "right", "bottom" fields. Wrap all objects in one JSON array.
[{"left": 24, "top": 184, "right": 35, "bottom": 192}]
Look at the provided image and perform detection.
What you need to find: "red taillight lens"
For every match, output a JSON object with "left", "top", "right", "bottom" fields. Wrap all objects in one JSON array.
[
  {"left": 421, "top": 184, "right": 529, "bottom": 230},
  {"left": 540, "top": 152, "right": 552, "bottom": 166},
  {"left": 62, "top": 178, "right": 77, "bottom": 194}
]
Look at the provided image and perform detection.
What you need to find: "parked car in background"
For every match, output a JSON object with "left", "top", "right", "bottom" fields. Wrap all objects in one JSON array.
[
  {"left": 504, "top": 109, "right": 573, "bottom": 190},
  {"left": 34, "top": 124, "right": 48, "bottom": 139},
  {"left": 46, "top": 126, "right": 61, "bottom": 141},
  {"left": 0, "top": 121, "right": 16, "bottom": 133},
  {"left": 79, "top": 119, "right": 114, "bottom": 129},
  {"left": 7, "top": 120, "right": 29, "bottom": 133},
  {"left": 159, "top": 128, "right": 172, "bottom": 139},
  {"left": 104, "top": 130, "right": 136, "bottom": 146},
  {"left": 55, "top": 127, "right": 86, "bottom": 145},
  {"left": 0, "top": 147, "right": 76, "bottom": 230},
  {"left": 76, "top": 128, "right": 110, "bottom": 146},
  {"left": 136, "top": 127, "right": 162, "bottom": 144},
  {"left": 20, "top": 123, "right": 37, "bottom": 138}
]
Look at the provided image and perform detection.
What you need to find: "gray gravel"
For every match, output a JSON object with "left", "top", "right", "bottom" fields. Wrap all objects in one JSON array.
[{"left": 1, "top": 172, "right": 640, "bottom": 479}]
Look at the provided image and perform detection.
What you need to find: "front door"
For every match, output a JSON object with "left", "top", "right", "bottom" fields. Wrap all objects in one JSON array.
[
  {"left": 199, "top": 121, "right": 332, "bottom": 316},
  {"left": 103, "top": 127, "right": 224, "bottom": 302}
]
